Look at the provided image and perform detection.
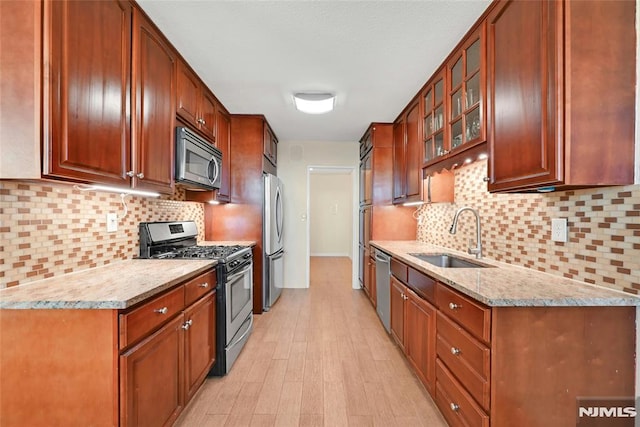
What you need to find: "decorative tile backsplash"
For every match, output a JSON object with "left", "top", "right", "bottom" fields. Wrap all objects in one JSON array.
[
  {"left": 416, "top": 160, "right": 640, "bottom": 295},
  {"left": 0, "top": 180, "right": 205, "bottom": 288}
]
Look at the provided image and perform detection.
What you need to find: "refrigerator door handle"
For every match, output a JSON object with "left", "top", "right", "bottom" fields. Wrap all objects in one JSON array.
[
  {"left": 272, "top": 249, "right": 285, "bottom": 260},
  {"left": 275, "top": 185, "right": 284, "bottom": 244}
]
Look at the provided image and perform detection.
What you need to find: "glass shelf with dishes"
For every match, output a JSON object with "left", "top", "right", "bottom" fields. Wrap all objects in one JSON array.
[
  {"left": 422, "top": 70, "right": 446, "bottom": 165},
  {"left": 447, "top": 31, "right": 484, "bottom": 156}
]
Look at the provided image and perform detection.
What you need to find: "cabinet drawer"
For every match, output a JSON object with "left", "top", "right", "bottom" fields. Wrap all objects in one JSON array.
[
  {"left": 436, "top": 284, "right": 491, "bottom": 343},
  {"left": 437, "top": 312, "right": 490, "bottom": 410},
  {"left": 435, "top": 360, "right": 489, "bottom": 427},
  {"left": 407, "top": 267, "right": 436, "bottom": 304},
  {"left": 185, "top": 270, "right": 216, "bottom": 306},
  {"left": 119, "top": 286, "right": 185, "bottom": 350},
  {"left": 390, "top": 258, "right": 408, "bottom": 283}
]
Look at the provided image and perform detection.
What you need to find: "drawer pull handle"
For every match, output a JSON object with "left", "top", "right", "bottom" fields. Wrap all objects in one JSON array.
[
  {"left": 451, "top": 347, "right": 461, "bottom": 356},
  {"left": 449, "top": 302, "right": 461, "bottom": 310},
  {"left": 199, "top": 282, "right": 209, "bottom": 288},
  {"left": 450, "top": 402, "right": 460, "bottom": 412},
  {"left": 154, "top": 307, "right": 168, "bottom": 314},
  {"left": 182, "top": 319, "right": 193, "bottom": 330}
]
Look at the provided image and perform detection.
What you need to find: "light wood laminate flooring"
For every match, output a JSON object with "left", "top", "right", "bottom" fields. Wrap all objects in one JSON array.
[{"left": 175, "top": 257, "right": 447, "bottom": 427}]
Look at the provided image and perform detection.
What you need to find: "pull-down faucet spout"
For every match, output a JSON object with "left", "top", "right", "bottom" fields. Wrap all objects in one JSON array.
[{"left": 449, "top": 206, "right": 482, "bottom": 259}]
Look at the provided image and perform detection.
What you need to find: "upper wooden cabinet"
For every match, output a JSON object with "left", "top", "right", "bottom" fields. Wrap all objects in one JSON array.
[
  {"left": 263, "top": 124, "right": 278, "bottom": 168},
  {"left": 176, "top": 60, "right": 217, "bottom": 143},
  {"left": 422, "top": 70, "right": 446, "bottom": 166},
  {"left": 422, "top": 24, "right": 488, "bottom": 176},
  {"left": 487, "top": 0, "right": 635, "bottom": 192},
  {"left": 446, "top": 25, "right": 485, "bottom": 157},
  {"left": 42, "top": 0, "right": 177, "bottom": 194},
  {"left": 393, "top": 97, "right": 422, "bottom": 205},
  {"left": 43, "top": 0, "right": 132, "bottom": 186},
  {"left": 215, "top": 106, "right": 231, "bottom": 203},
  {"left": 131, "top": 8, "right": 176, "bottom": 194}
]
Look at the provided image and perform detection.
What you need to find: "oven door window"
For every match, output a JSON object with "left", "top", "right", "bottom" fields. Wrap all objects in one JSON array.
[{"left": 226, "top": 264, "right": 253, "bottom": 344}]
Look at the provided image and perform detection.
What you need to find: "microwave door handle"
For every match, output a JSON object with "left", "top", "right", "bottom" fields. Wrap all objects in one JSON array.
[{"left": 208, "top": 156, "right": 220, "bottom": 185}]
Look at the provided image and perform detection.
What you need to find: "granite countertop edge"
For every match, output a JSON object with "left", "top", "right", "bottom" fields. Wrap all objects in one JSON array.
[
  {"left": 0, "top": 260, "right": 217, "bottom": 310},
  {"left": 370, "top": 240, "right": 640, "bottom": 307}
]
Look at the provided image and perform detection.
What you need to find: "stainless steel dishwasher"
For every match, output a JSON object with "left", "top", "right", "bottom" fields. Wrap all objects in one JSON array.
[{"left": 374, "top": 248, "right": 391, "bottom": 333}]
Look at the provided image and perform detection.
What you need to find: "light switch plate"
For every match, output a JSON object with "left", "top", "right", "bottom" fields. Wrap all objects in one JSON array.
[
  {"left": 551, "top": 218, "right": 568, "bottom": 242},
  {"left": 106, "top": 213, "right": 118, "bottom": 232}
]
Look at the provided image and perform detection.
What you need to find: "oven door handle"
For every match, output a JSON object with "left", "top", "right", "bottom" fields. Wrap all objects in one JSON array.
[
  {"left": 228, "top": 314, "right": 253, "bottom": 348},
  {"left": 226, "top": 264, "right": 252, "bottom": 283}
]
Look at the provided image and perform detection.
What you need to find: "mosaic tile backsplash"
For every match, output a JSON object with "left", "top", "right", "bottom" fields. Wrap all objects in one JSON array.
[
  {"left": 0, "top": 180, "right": 205, "bottom": 288},
  {"left": 416, "top": 160, "right": 640, "bottom": 295}
]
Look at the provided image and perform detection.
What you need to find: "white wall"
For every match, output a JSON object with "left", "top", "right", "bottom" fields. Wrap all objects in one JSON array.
[
  {"left": 278, "top": 140, "right": 359, "bottom": 289},
  {"left": 309, "top": 172, "right": 353, "bottom": 256}
]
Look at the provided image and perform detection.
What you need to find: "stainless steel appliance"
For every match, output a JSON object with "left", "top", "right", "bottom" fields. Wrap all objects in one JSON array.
[
  {"left": 175, "top": 126, "right": 222, "bottom": 190},
  {"left": 263, "top": 173, "right": 284, "bottom": 311},
  {"left": 374, "top": 248, "right": 391, "bottom": 333},
  {"left": 138, "top": 221, "right": 252, "bottom": 375}
]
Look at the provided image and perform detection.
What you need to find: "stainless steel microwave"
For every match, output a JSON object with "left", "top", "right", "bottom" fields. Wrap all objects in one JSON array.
[{"left": 175, "top": 126, "right": 222, "bottom": 190}]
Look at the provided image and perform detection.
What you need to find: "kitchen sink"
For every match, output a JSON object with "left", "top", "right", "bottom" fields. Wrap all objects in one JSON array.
[{"left": 408, "top": 253, "right": 494, "bottom": 269}]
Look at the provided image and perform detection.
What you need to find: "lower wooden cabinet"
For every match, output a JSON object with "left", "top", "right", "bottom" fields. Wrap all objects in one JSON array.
[
  {"left": 120, "top": 290, "right": 216, "bottom": 427},
  {"left": 390, "top": 272, "right": 436, "bottom": 394},
  {"left": 405, "top": 287, "right": 436, "bottom": 395},
  {"left": 0, "top": 270, "right": 216, "bottom": 427},
  {"left": 362, "top": 248, "right": 376, "bottom": 307},
  {"left": 385, "top": 256, "right": 636, "bottom": 427},
  {"left": 120, "top": 314, "right": 185, "bottom": 427},
  {"left": 120, "top": 291, "right": 215, "bottom": 426},
  {"left": 389, "top": 275, "right": 406, "bottom": 351},
  {"left": 184, "top": 292, "right": 216, "bottom": 401}
]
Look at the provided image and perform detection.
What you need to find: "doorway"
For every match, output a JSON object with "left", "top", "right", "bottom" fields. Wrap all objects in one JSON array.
[{"left": 306, "top": 166, "right": 358, "bottom": 289}]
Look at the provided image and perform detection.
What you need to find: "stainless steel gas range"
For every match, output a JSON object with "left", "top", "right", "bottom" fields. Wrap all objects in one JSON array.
[{"left": 138, "top": 221, "right": 253, "bottom": 376}]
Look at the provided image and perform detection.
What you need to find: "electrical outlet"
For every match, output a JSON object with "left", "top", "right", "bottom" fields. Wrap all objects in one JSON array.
[
  {"left": 106, "top": 213, "right": 118, "bottom": 232},
  {"left": 551, "top": 218, "right": 568, "bottom": 243}
]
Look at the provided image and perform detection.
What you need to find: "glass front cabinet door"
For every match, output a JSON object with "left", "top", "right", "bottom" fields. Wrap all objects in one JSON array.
[
  {"left": 446, "top": 25, "right": 485, "bottom": 155},
  {"left": 422, "top": 69, "right": 446, "bottom": 166}
]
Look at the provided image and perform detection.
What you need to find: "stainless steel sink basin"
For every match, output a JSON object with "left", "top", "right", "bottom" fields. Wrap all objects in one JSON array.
[{"left": 408, "top": 253, "right": 494, "bottom": 269}]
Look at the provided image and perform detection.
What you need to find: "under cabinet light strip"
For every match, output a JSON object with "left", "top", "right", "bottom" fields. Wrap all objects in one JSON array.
[{"left": 75, "top": 184, "right": 160, "bottom": 198}]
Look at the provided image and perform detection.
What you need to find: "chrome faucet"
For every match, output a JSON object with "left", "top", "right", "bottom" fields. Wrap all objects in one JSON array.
[{"left": 449, "top": 206, "right": 483, "bottom": 259}]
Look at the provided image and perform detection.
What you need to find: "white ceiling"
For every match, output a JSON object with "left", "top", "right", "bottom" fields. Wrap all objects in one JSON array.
[{"left": 137, "top": 0, "right": 492, "bottom": 143}]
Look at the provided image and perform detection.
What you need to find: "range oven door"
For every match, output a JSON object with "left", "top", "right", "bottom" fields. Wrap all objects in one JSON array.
[{"left": 225, "top": 262, "right": 253, "bottom": 346}]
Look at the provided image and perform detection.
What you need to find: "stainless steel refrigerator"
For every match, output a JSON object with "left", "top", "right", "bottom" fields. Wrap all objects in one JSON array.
[{"left": 263, "top": 173, "right": 284, "bottom": 311}]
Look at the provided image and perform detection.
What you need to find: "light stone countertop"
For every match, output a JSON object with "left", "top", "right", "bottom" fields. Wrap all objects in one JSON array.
[
  {"left": 200, "top": 240, "right": 257, "bottom": 247},
  {"left": 370, "top": 240, "right": 640, "bottom": 307},
  {"left": 0, "top": 259, "right": 216, "bottom": 310}
]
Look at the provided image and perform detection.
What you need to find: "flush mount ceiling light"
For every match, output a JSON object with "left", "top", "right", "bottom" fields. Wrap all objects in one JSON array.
[{"left": 293, "top": 93, "right": 335, "bottom": 114}]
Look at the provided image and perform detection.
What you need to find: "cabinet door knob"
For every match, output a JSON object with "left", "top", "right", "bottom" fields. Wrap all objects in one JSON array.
[
  {"left": 154, "top": 307, "right": 168, "bottom": 314},
  {"left": 449, "top": 302, "right": 460, "bottom": 310},
  {"left": 126, "top": 170, "right": 135, "bottom": 177},
  {"left": 199, "top": 282, "right": 209, "bottom": 288},
  {"left": 451, "top": 347, "right": 461, "bottom": 356},
  {"left": 182, "top": 319, "right": 193, "bottom": 330},
  {"left": 483, "top": 177, "right": 490, "bottom": 182},
  {"left": 450, "top": 402, "right": 460, "bottom": 412},
  {"left": 136, "top": 172, "right": 144, "bottom": 179}
]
